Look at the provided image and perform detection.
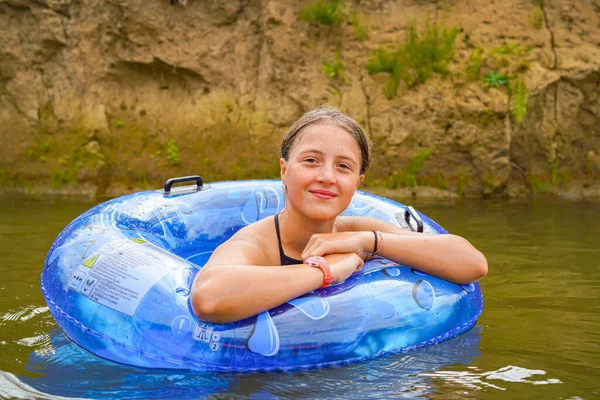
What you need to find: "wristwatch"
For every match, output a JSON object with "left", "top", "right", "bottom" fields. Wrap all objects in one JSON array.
[{"left": 304, "top": 256, "right": 334, "bottom": 288}]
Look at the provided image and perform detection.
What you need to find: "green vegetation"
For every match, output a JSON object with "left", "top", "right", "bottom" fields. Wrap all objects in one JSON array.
[
  {"left": 299, "top": 0, "right": 344, "bottom": 27},
  {"left": 322, "top": 52, "right": 342, "bottom": 79},
  {"left": 349, "top": 11, "right": 369, "bottom": 41},
  {"left": 51, "top": 167, "right": 73, "bottom": 188},
  {"left": 407, "top": 148, "right": 432, "bottom": 186},
  {"left": 114, "top": 120, "right": 124, "bottom": 128},
  {"left": 531, "top": 6, "right": 544, "bottom": 29},
  {"left": 489, "top": 43, "right": 527, "bottom": 57},
  {"left": 529, "top": 158, "right": 573, "bottom": 194},
  {"left": 25, "top": 141, "right": 51, "bottom": 160},
  {"left": 366, "top": 23, "right": 459, "bottom": 98},
  {"left": 472, "top": 42, "right": 531, "bottom": 123},
  {"left": 551, "top": 159, "right": 560, "bottom": 186},
  {"left": 483, "top": 70, "right": 509, "bottom": 88},
  {"left": 483, "top": 72, "right": 529, "bottom": 123},
  {"left": 167, "top": 139, "right": 181, "bottom": 166},
  {"left": 530, "top": 178, "right": 551, "bottom": 194},
  {"left": 511, "top": 78, "right": 528, "bottom": 123},
  {"left": 321, "top": 51, "right": 349, "bottom": 83},
  {"left": 45, "top": 141, "right": 105, "bottom": 188},
  {"left": 466, "top": 48, "right": 483, "bottom": 81},
  {"left": 457, "top": 172, "right": 466, "bottom": 196},
  {"left": 383, "top": 149, "right": 433, "bottom": 188},
  {"left": 136, "top": 172, "right": 149, "bottom": 189},
  {"left": 484, "top": 43, "right": 531, "bottom": 76}
]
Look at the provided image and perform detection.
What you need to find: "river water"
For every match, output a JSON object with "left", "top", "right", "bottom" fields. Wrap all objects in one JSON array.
[{"left": 0, "top": 194, "right": 598, "bottom": 399}]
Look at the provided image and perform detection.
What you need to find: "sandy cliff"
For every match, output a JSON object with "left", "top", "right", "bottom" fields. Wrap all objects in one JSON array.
[{"left": 1, "top": 0, "right": 599, "bottom": 197}]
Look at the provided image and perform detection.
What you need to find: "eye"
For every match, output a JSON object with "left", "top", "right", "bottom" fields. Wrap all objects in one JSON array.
[
  {"left": 303, "top": 157, "right": 318, "bottom": 164},
  {"left": 337, "top": 163, "right": 352, "bottom": 170}
]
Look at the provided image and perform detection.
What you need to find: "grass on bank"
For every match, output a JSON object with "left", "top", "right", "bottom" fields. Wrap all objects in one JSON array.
[
  {"left": 466, "top": 48, "right": 483, "bottom": 81},
  {"left": 382, "top": 149, "right": 433, "bottom": 188},
  {"left": 366, "top": 23, "right": 459, "bottom": 98},
  {"left": 299, "top": 0, "right": 344, "bottom": 27},
  {"left": 511, "top": 78, "right": 528, "bottom": 123},
  {"left": 321, "top": 50, "right": 348, "bottom": 82},
  {"left": 349, "top": 11, "right": 369, "bottom": 41},
  {"left": 167, "top": 139, "right": 181, "bottom": 166},
  {"left": 531, "top": 6, "right": 544, "bottom": 29}
]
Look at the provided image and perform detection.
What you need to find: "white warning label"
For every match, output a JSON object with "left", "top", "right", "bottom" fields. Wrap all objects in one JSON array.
[{"left": 68, "top": 239, "right": 183, "bottom": 316}]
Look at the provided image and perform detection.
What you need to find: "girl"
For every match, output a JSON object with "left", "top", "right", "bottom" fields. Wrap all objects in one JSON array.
[{"left": 191, "top": 106, "right": 487, "bottom": 323}]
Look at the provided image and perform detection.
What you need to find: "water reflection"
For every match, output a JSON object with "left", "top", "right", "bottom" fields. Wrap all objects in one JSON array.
[{"left": 17, "top": 327, "right": 482, "bottom": 399}]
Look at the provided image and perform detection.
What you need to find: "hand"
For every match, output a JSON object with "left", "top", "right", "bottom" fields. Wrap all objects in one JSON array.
[
  {"left": 322, "top": 253, "right": 364, "bottom": 284},
  {"left": 302, "top": 231, "right": 374, "bottom": 259}
]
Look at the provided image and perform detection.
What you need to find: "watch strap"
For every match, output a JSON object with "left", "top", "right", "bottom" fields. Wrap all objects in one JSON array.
[{"left": 304, "top": 256, "right": 334, "bottom": 288}]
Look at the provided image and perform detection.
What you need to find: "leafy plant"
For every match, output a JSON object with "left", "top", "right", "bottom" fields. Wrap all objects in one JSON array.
[
  {"left": 299, "top": 0, "right": 344, "bottom": 27},
  {"left": 366, "top": 23, "right": 459, "bottom": 98},
  {"left": 167, "top": 139, "right": 181, "bottom": 166},
  {"left": 114, "top": 120, "right": 124, "bottom": 128},
  {"left": 483, "top": 70, "right": 509, "bottom": 88}
]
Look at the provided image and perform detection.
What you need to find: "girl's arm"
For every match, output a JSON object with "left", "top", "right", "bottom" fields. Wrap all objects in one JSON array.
[
  {"left": 191, "top": 237, "right": 362, "bottom": 324},
  {"left": 302, "top": 217, "right": 488, "bottom": 284}
]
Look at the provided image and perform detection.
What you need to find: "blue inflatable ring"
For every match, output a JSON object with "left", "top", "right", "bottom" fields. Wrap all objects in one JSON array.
[{"left": 41, "top": 179, "right": 483, "bottom": 372}]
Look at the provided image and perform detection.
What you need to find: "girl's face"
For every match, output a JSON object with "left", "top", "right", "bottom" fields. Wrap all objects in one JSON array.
[{"left": 280, "top": 123, "right": 365, "bottom": 220}]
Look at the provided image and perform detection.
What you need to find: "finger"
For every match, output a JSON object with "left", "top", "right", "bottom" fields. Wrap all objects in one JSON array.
[
  {"left": 302, "top": 243, "right": 322, "bottom": 259},
  {"left": 301, "top": 237, "right": 321, "bottom": 259},
  {"left": 302, "top": 237, "right": 317, "bottom": 253},
  {"left": 304, "top": 242, "right": 334, "bottom": 258}
]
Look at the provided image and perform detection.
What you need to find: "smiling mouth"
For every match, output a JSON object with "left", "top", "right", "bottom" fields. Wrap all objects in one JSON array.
[{"left": 309, "top": 190, "right": 337, "bottom": 199}]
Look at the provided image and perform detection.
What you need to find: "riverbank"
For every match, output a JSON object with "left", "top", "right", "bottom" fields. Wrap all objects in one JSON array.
[
  {"left": 2, "top": 177, "right": 599, "bottom": 200},
  {"left": 1, "top": 0, "right": 599, "bottom": 198}
]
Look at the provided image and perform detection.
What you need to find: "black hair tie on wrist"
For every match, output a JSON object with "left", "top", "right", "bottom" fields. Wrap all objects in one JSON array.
[{"left": 372, "top": 230, "right": 378, "bottom": 256}]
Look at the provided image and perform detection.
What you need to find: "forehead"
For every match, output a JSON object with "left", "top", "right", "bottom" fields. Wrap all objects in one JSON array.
[{"left": 292, "top": 123, "right": 359, "bottom": 153}]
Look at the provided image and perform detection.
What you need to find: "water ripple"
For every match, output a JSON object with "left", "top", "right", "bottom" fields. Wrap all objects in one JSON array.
[
  {"left": 1, "top": 306, "right": 48, "bottom": 324},
  {"left": 418, "top": 365, "right": 562, "bottom": 391}
]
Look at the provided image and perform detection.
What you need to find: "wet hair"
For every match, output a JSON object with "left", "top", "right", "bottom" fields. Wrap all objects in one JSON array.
[{"left": 280, "top": 106, "right": 371, "bottom": 174}]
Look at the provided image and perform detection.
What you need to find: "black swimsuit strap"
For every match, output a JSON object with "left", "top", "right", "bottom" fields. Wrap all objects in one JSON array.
[
  {"left": 274, "top": 214, "right": 303, "bottom": 265},
  {"left": 274, "top": 214, "right": 285, "bottom": 262}
]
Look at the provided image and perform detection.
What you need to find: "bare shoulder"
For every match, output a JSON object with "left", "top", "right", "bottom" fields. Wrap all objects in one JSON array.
[
  {"left": 205, "top": 217, "right": 277, "bottom": 267},
  {"left": 337, "top": 216, "right": 427, "bottom": 235}
]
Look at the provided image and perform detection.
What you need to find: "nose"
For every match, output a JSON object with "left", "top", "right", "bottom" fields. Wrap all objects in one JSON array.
[{"left": 318, "top": 164, "right": 336, "bottom": 184}]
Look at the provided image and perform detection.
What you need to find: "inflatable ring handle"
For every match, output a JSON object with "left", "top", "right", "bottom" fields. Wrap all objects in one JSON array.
[
  {"left": 164, "top": 175, "right": 203, "bottom": 193},
  {"left": 404, "top": 206, "right": 424, "bottom": 233}
]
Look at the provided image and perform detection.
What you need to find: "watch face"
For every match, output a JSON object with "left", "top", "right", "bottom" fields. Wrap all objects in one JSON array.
[
  {"left": 304, "top": 258, "right": 320, "bottom": 267},
  {"left": 304, "top": 256, "right": 325, "bottom": 267}
]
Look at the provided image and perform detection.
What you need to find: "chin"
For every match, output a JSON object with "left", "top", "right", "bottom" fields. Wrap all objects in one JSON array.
[
  {"left": 302, "top": 202, "right": 347, "bottom": 221},
  {"left": 305, "top": 209, "right": 339, "bottom": 221}
]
